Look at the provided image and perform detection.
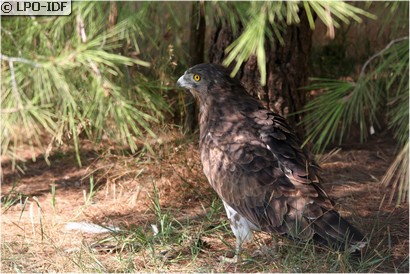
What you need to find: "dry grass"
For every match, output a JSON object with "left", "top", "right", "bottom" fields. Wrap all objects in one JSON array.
[{"left": 1, "top": 130, "right": 409, "bottom": 272}]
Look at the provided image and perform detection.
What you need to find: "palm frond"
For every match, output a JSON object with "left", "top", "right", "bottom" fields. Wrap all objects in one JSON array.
[
  {"left": 301, "top": 37, "right": 408, "bottom": 149},
  {"left": 299, "top": 78, "right": 356, "bottom": 151},
  {"left": 381, "top": 142, "right": 409, "bottom": 206},
  {"left": 300, "top": 37, "right": 409, "bottom": 206}
]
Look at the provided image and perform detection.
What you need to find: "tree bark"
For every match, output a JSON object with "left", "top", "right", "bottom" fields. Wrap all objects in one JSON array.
[
  {"left": 183, "top": 1, "right": 206, "bottom": 134},
  {"left": 209, "top": 10, "right": 313, "bottom": 138}
]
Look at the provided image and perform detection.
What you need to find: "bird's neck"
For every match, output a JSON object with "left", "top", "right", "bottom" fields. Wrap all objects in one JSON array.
[
  {"left": 198, "top": 99, "right": 213, "bottom": 140},
  {"left": 197, "top": 95, "right": 243, "bottom": 146}
]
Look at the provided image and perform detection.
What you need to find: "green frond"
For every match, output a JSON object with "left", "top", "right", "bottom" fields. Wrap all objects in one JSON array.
[
  {"left": 299, "top": 79, "right": 356, "bottom": 151},
  {"left": 219, "top": 1, "right": 373, "bottom": 86},
  {"left": 300, "top": 34, "right": 408, "bottom": 206},
  {"left": 381, "top": 142, "right": 409, "bottom": 207},
  {"left": 223, "top": 3, "right": 268, "bottom": 85},
  {"left": 1, "top": 1, "right": 169, "bottom": 167},
  {"left": 301, "top": 36, "right": 408, "bottom": 150}
]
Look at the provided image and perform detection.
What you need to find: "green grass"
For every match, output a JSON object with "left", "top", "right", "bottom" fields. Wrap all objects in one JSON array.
[
  {"left": 1, "top": 140, "right": 407, "bottom": 273},
  {"left": 71, "top": 192, "right": 401, "bottom": 273},
  {"left": 1, "top": 181, "right": 28, "bottom": 214},
  {"left": 1, "top": 196, "right": 406, "bottom": 272}
]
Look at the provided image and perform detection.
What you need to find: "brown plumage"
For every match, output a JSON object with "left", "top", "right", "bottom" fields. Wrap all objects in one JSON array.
[{"left": 177, "top": 63, "right": 366, "bottom": 257}]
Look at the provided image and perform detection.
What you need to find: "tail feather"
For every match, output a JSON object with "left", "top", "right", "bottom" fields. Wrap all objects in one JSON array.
[{"left": 312, "top": 210, "right": 366, "bottom": 251}]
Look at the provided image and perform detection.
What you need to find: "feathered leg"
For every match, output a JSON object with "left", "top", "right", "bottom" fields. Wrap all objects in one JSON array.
[{"left": 219, "top": 201, "right": 255, "bottom": 263}]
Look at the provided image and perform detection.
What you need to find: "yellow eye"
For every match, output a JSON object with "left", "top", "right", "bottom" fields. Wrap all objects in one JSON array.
[{"left": 193, "top": 74, "right": 201, "bottom": 82}]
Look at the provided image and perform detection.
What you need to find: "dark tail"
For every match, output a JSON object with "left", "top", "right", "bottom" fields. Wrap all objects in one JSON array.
[{"left": 312, "top": 210, "right": 367, "bottom": 252}]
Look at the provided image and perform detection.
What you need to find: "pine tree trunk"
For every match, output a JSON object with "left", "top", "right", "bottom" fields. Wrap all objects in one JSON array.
[
  {"left": 183, "top": 1, "right": 206, "bottom": 134},
  {"left": 209, "top": 10, "right": 313, "bottom": 137}
]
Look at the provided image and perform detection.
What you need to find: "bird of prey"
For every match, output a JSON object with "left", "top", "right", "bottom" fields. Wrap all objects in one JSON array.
[{"left": 177, "top": 63, "right": 366, "bottom": 260}]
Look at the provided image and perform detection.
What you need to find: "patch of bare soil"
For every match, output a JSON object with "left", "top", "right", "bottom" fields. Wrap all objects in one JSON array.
[{"left": 1, "top": 131, "right": 408, "bottom": 272}]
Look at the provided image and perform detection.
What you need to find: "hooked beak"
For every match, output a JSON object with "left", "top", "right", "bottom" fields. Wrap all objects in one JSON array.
[{"left": 176, "top": 75, "right": 186, "bottom": 88}]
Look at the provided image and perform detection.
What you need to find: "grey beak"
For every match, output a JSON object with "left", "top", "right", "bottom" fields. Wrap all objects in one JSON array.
[{"left": 176, "top": 75, "right": 186, "bottom": 88}]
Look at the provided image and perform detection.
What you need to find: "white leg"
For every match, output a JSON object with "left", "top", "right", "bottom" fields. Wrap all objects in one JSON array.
[{"left": 219, "top": 201, "right": 255, "bottom": 262}]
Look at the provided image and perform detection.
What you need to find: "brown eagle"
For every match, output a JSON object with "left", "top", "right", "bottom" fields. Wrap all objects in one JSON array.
[{"left": 177, "top": 63, "right": 366, "bottom": 260}]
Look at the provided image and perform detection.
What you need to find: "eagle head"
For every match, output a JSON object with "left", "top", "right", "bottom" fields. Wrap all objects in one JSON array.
[{"left": 177, "top": 63, "right": 239, "bottom": 101}]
